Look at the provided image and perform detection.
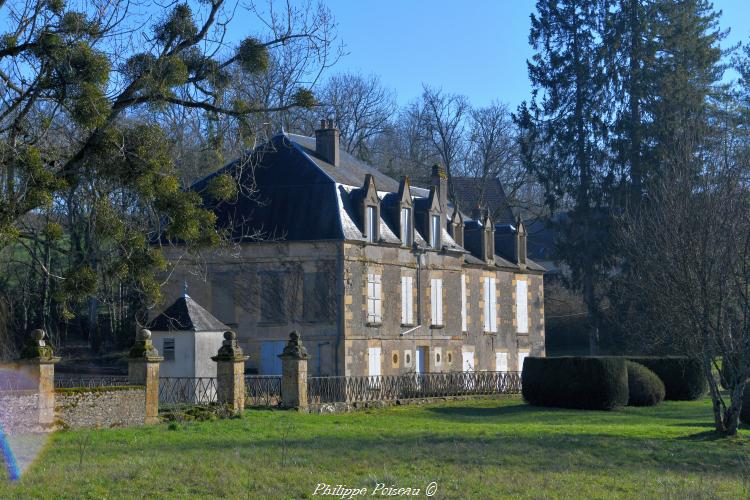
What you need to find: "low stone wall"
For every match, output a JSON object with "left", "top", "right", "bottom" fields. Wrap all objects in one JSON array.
[
  {"left": 0, "top": 391, "right": 41, "bottom": 432},
  {"left": 308, "top": 393, "right": 519, "bottom": 414},
  {"left": 55, "top": 386, "right": 146, "bottom": 429}
]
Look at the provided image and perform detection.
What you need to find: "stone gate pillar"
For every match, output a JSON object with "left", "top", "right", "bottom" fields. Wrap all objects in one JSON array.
[
  {"left": 128, "top": 328, "right": 163, "bottom": 425},
  {"left": 212, "top": 331, "right": 249, "bottom": 415},
  {"left": 279, "top": 331, "right": 308, "bottom": 410},
  {"left": 18, "top": 329, "right": 60, "bottom": 427}
]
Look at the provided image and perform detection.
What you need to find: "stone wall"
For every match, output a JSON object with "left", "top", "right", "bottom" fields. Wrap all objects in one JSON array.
[
  {"left": 309, "top": 394, "right": 519, "bottom": 414},
  {"left": 0, "top": 391, "right": 41, "bottom": 432},
  {"left": 55, "top": 387, "right": 146, "bottom": 429}
]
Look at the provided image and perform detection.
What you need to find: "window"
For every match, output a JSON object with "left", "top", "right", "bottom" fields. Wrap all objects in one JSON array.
[
  {"left": 518, "top": 350, "right": 530, "bottom": 371},
  {"left": 367, "top": 273, "right": 382, "bottom": 324},
  {"left": 366, "top": 206, "right": 378, "bottom": 242},
  {"left": 430, "top": 214, "right": 441, "bottom": 248},
  {"left": 260, "top": 272, "right": 286, "bottom": 323},
  {"left": 496, "top": 352, "right": 508, "bottom": 372},
  {"left": 401, "top": 276, "right": 414, "bottom": 325},
  {"left": 400, "top": 207, "right": 412, "bottom": 246},
  {"left": 303, "top": 272, "right": 332, "bottom": 322},
  {"left": 483, "top": 277, "right": 498, "bottom": 332},
  {"left": 516, "top": 280, "right": 529, "bottom": 333},
  {"left": 163, "top": 338, "right": 175, "bottom": 361},
  {"left": 392, "top": 353, "right": 399, "bottom": 365},
  {"left": 404, "top": 350, "right": 412, "bottom": 367},
  {"left": 368, "top": 347, "right": 382, "bottom": 377},
  {"left": 447, "top": 352, "right": 453, "bottom": 364},
  {"left": 430, "top": 278, "right": 443, "bottom": 326},
  {"left": 460, "top": 274, "right": 467, "bottom": 332},
  {"left": 462, "top": 350, "right": 475, "bottom": 372}
]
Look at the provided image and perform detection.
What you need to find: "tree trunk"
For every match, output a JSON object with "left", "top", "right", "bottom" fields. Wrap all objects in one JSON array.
[{"left": 722, "top": 381, "right": 746, "bottom": 436}]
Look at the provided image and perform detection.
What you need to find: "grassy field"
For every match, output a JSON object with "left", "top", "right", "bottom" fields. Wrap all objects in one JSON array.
[{"left": 2, "top": 397, "right": 750, "bottom": 499}]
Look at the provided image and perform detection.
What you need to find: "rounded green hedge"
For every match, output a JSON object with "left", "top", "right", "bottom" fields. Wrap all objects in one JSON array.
[
  {"left": 522, "top": 356, "right": 629, "bottom": 410},
  {"left": 626, "top": 361, "right": 665, "bottom": 406},
  {"left": 626, "top": 357, "right": 706, "bottom": 401}
]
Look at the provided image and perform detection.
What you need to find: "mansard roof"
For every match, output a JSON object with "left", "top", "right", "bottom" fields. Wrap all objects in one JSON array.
[
  {"left": 148, "top": 295, "right": 229, "bottom": 333},
  {"left": 190, "top": 132, "right": 544, "bottom": 273}
]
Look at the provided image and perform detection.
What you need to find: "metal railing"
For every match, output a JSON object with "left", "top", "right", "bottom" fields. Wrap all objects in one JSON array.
[
  {"left": 245, "top": 375, "right": 281, "bottom": 407},
  {"left": 159, "top": 377, "right": 217, "bottom": 406},
  {"left": 308, "top": 371, "right": 521, "bottom": 404},
  {"left": 54, "top": 375, "right": 131, "bottom": 389}
]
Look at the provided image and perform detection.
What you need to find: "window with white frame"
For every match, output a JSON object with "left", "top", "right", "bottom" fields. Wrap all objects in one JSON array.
[
  {"left": 461, "top": 274, "right": 467, "bottom": 332},
  {"left": 401, "top": 276, "right": 414, "bottom": 325},
  {"left": 430, "top": 278, "right": 443, "bottom": 326},
  {"left": 516, "top": 279, "right": 529, "bottom": 333},
  {"left": 400, "top": 207, "right": 412, "bottom": 246},
  {"left": 518, "top": 350, "right": 529, "bottom": 371},
  {"left": 430, "top": 214, "right": 440, "bottom": 248},
  {"left": 368, "top": 347, "right": 382, "bottom": 377},
  {"left": 163, "top": 338, "right": 175, "bottom": 361},
  {"left": 483, "top": 277, "right": 497, "bottom": 332},
  {"left": 367, "top": 273, "right": 382, "bottom": 323},
  {"left": 495, "top": 351, "right": 508, "bottom": 372},
  {"left": 366, "top": 205, "right": 378, "bottom": 242}
]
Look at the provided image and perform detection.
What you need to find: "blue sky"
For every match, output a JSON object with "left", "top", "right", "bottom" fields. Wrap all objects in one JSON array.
[{"left": 297, "top": 0, "right": 749, "bottom": 109}]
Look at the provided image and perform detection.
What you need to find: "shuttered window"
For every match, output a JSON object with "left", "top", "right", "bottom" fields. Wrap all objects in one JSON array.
[
  {"left": 430, "top": 278, "right": 443, "bottom": 326},
  {"left": 366, "top": 206, "right": 378, "bottom": 243},
  {"left": 430, "top": 214, "right": 440, "bottom": 248},
  {"left": 401, "top": 276, "right": 414, "bottom": 325},
  {"left": 163, "top": 338, "right": 175, "bottom": 361},
  {"left": 483, "top": 277, "right": 497, "bottom": 332},
  {"left": 368, "top": 347, "right": 382, "bottom": 377},
  {"left": 400, "top": 208, "right": 412, "bottom": 246},
  {"left": 461, "top": 274, "right": 467, "bottom": 332},
  {"left": 367, "top": 273, "right": 382, "bottom": 323},
  {"left": 516, "top": 280, "right": 529, "bottom": 333}
]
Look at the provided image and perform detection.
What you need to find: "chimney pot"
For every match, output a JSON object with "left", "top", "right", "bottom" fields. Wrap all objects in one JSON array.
[{"left": 315, "top": 120, "right": 340, "bottom": 166}]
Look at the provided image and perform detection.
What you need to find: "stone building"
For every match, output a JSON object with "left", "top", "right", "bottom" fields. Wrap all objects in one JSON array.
[{"left": 162, "top": 120, "right": 546, "bottom": 377}]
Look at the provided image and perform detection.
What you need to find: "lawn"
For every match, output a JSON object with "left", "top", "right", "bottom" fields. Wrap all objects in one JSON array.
[{"left": 2, "top": 397, "right": 750, "bottom": 499}]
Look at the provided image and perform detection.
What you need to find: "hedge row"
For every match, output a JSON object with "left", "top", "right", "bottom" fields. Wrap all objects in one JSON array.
[
  {"left": 521, "top": 357, "right": 629, "bottom": 410},
  {"left": 626, "top": 361, "right": 665, "bottom": 407},
  {"left": 626, "top": 357, "right": 706, "bottom": 400}
]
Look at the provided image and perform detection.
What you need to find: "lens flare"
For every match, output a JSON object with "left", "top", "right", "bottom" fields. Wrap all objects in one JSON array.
[{"left": 0, "top": 367, "right": 51, "bottom": 481}]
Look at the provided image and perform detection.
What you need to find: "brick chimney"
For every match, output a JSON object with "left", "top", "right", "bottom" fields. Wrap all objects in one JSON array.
[
  {"left": 315, "top": 119, "right": 340, "bottom": 166},
  {"left": 431, "top": 164, "right": 448, "bottom": 212}
]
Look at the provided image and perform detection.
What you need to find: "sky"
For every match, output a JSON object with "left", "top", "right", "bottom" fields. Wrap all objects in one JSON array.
[{"left": 236, "top": 0, "right": 750, "bottom": 110}]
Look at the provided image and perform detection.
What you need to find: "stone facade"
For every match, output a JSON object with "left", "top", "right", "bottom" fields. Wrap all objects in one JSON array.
[
  {"left": 0, "top": 392, "right": 40, "bottom": 432},
  {"left": 55, "top": 388, "right": 146, "bottom": 429}
]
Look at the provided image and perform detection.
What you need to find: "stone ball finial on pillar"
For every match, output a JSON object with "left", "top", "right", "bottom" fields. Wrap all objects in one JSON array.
[
  {"left": 128, "top": 327, "right": 163, "bottom": 424},
  {"left": 17, "top": 328, "right": 60, "bottom": 427},
  {"left": 20, "top": 328, "right": 57, "bottom": 360},
  {"left": 279, "top": 331, "right": 309, "bottom": 410},
  {"left": 212, "top": 330, "right": 249, "bottom": 414}
]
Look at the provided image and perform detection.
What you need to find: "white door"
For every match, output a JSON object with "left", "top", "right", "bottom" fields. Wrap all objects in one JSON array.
[
  {"left": 368, "top": 347, "right": 382, "bottom": 377},
  {"left": 462, "top": 351, "right": 475, "bottom": 372},
  {"left": 518, "top": 351, "right": 529, "bottom": 372},
  {"left": 495, "top": 352, "right": 508, "bottom": 372}
]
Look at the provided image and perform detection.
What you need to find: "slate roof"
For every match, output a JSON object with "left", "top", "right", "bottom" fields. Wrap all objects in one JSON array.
[
  {"left": 189, "top": 132, "right": 543, "bottom": 273},
  {"left": 451, "top": 177, "right": 515, "bottom": 225},
  {"left": 148, "top": 295, "right": 230, "bottom": 333}
]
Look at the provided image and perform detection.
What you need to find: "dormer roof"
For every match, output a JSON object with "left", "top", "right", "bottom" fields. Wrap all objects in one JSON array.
[{"left": 148, "top": 295, "right": 230, "bottom": 333}]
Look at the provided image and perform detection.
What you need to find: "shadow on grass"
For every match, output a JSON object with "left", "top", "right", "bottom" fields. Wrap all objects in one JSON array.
[{"left": 677, "top": 430, "right": 727, "bottom": 442}]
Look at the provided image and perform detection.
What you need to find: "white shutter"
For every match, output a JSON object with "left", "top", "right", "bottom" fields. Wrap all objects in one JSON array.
[
  {"left": 461, "top": 274, "right": 467, "bottom": 332},
  {"left": 374, "top": 274, "right": 382, "bottom": 322},
  {"left": 489, "top": 277, "right": 498, "bottom": 333},
  {"left": 516, "top": 280, "right": 529, "bottom": 333},
  {"left": 484, "top": 278, "right": 492, "bottom": 332},
  {"left": 462, "top": 351, "right": 475, "bottom": 372},
  {"left": 430, "top": 278, "right": 437, "bottom": 325},
  {"left": 406, "top": 277, "right": 414, "bottom": 324},
  {"left": 368, "top": 347, "right": 382, "bottom": 377},
  {"left": 496, "top": 352, "right": 508, "bottom": 372},
  {"left": 436, "top": 279, "right": 443, "bottom": 326},
  {"left": 518, "top": 350, "right": 529, "bottom": 372},
  {"left": 401, "top": 277, "right": 408, "bottom": 325}
]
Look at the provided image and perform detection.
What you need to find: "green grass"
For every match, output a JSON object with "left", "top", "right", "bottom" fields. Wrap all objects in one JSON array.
[{"left": 3, "top": 397, "right": 750, "bottom": 499}]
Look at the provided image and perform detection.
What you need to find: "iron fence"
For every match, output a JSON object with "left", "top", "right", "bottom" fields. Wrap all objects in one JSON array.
[
  {"left": 308, "top": 371, "right": 521, "bottom": 404},
  {"left": 245, "top": 375, "right": 281, "bottom": 407},
  {"left": 54, "top": 375, "right": 131, "bottom": 389},
  {"left": 159, "top": 377, "right": 217, "bottom": 406}
]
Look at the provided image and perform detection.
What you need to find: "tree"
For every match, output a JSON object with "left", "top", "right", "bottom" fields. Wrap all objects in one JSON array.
[
  {"left": 516, "top": 0, "right": 612, "bottom": 354},
  {"left": 0, "top": 0, "right": 338, "bottom": 353}
]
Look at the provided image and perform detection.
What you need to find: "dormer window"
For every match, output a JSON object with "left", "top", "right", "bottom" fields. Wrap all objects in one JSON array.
[
  {"left": 400, "top": 207, "right": 412, "bottom": 246},
  {"left": 430, "top": 214, "right": 441, "bottom": 249},
  {"left": 366, "top": 205, "right": 378, "bottom": 243}
]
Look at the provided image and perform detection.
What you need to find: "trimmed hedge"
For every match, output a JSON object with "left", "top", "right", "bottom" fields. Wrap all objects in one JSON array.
[
  {"left": 626, "top": 357, "right": 706, "bottom": 401},
  {"left": 522, "top": 357, "right": 628, "bottom": 410},
  {"left": 626, "top": 361, "right": 665, "bottom": 406}
]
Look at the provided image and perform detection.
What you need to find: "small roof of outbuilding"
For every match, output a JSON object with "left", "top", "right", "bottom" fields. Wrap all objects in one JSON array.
[{"left": 148, "top": 295, "right": 230, "bottom": 333}]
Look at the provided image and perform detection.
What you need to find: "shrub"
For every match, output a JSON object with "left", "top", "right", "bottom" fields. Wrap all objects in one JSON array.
[
  {"left": 627, "top": 357, "right": 706, "bottom": 400},
  {"left": 741, "top": 384, "right": 750, "bottom": 425},
  {"left": 522, "top": 357, "right": 629, "bottom": 410},
  {"left": 626, "top": 361, "right": 665, "bottom": 406}
]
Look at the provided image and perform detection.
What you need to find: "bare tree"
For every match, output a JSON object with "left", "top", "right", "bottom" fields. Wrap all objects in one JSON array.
[{"left": 618, "top": 160, "right": 750, "bottom": 435}]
